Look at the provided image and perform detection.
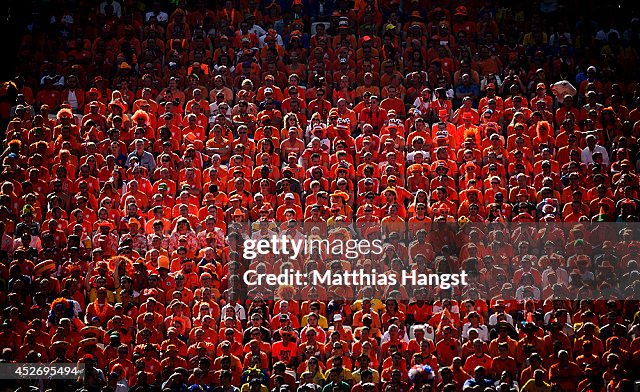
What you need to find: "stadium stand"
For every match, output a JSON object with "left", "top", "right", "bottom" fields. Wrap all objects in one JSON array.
[{"left": 0, "top": 0, "right": 640, "bottom": 392}]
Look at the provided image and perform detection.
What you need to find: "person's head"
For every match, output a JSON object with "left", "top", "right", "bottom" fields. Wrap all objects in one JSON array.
[
  {"left": 557, "top": 350, "right": 570, "bottom": 364},
  {"left": 329, "top": 368, "right": 342, "bottom": 383},
  {"left": 474, "top": 366, "right": 486, "bottom": 380}
]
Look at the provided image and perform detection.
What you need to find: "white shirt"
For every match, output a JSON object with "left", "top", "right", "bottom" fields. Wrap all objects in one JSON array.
[
  {"left": 462, "top": 323, "right": 490, "bottom": 341},
  {"left": 145, "top": 11, "right": 168, "bottom": 23},
  {"left": 99, "top": 0, "right": 122, "bottom": 17},
  {"left": 221, "top": 302, "right": 246, "bottom": 321},
  {"left": 115, "top": 379, "right": 129, "bottom": 392},
  {"left": 250, "top": 228, "right": 278, "bottom": 241},
  {"left": 67, "top": 90, "right": 79, "bottom": 110},
  {"left": 406, "top": 150, "right": 431, "bottom": 163},
  {"left": 259, "top": 34, "right": 284, "bottom": 48},
  {"left": 515, "top": 285, "right": 541, "bottom": 301},
  {"left": 412, "top": 96, "right": 432, "bottom": 115},
  {"left": 488, "top": 312, "right": 514, "bottom": 326},
  {"left": 543, "top": 311, "right": 572, "bottom": 326},
  {"left": 305, "top": 124, "right": 326, "bottom": 140},
  {"left": 578, "top": 270, "right": 595, "bottom": 282},
  {"left": 380, "top": 329, "right": 410, "bottom": 345},
  {"left": 13, "top": 236, "right": 42, "bottom": 253},
  {"left": 581, "top": 145, "right": 609, "bottom": 165},
  {"left": 595, "top": 29, "right": 620, "bottom": 42},
  {"left": 249, "top": 25, "right": 266, "bottom": 38},
  {"left": 549, "top": 32, "right": 572, "bottom": 46},
  {"left": 209, "top": 102, "right": 232, "bottom": 123},
  {"left": 70, "top": 299, "right": 82, "bottom": 317},
  {"left": 542, "top": 266, "right": 570, "bottom": 287}
]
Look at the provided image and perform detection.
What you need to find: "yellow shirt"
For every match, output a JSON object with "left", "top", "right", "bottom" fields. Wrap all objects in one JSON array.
[
  {"left": 240, "top": 384, "right": 268, "bottom": 392},
  {"left": 301, "top": 314, "right": 328, "bottom": 329},
  {"left": 351, "top": 299, "right": 385, "bottom": 313},
  {"left": 87, "top": 288, "right": 115, "bottom": 303},
  {"left": 521, "top": 379, "right": 551, "bottom": 392}
]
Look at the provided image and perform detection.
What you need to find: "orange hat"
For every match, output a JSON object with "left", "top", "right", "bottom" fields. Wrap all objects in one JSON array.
[
  {"left": 34, "top": 260, "right": 56, "bottom": 276},
  {"left": 166, "top": 344, "right": 178, "bottom": 352},
  {"left": 383, "top": 187, "right": 397, "bottom": 196},
  {"left": 52, "top": 341, "right": 70, "bottom": 350},
  {"left": 108, "top": 99, "right": 127, "bottom": 113},
  {"left": 184, "top": 133, "right": 197, "bottom": 143},
  {"left": 330, "top": 191, "right": 350, "bottom": 202},
  {"left": 78, "top": 337, "right": 98, "bottom": 348},
  {"left": 408, "top": 164, "right": 423, "bottom": 173},
  {"left": 81, "top": 326, "right": 104, "bottom": 337},
  {"left": 157, "top": 255, "right": 170, "bottom": 270},
  {"left": 463, "top": 162, "right": 477, "bottom": 171}
]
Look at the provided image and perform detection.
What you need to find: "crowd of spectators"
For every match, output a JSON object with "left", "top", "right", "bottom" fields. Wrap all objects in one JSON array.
[{"left": 1, "top": 0, "right": 640, "bottom": 391}]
